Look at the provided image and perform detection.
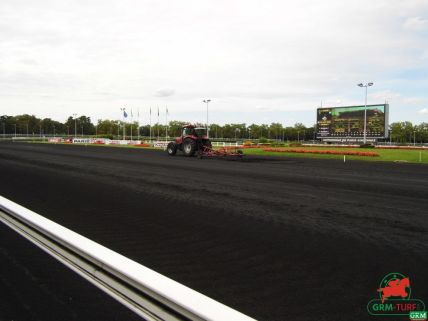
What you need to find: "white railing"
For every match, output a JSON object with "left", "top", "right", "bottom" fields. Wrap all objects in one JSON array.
[
  {"left": 0, "top": 195, "right": 256, "bottom": 321},
  {"left": 211, "top": 142, "right": 242, "bottom": 147}
]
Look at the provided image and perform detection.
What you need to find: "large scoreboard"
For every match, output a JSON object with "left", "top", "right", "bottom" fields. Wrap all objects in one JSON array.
[{"left": 316, "top": 104, "right": 389, "bottom": 140}]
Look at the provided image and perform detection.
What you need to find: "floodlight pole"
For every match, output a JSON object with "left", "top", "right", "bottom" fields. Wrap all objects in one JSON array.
[
  {"left": 203, "top": 99, "right": 211, "bottom": 138},
  {"left": 364, "top": 85, "right": 368, "bottom": 144},
  {"left": 358, "top": 82, "right": 374, "bottom": 144},
  {"left": 73, "top": 113, "right": 77, "bottom": 137}
]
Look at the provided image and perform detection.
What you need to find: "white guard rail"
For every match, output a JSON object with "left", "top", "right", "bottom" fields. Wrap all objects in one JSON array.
[{"left": 0, "top": 195, "right": 257, "bottom": 321}]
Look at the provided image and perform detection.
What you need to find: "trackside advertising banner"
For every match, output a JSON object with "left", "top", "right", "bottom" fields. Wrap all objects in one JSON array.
[
  {"left": 153, "top": 141, "right": 169, "bottom": 148},
  {"left": 47, "top": 138, "right": 170, "bottom": 148},
  {"left": 70, "top": 138, "right": 143, "bottom": 145}
]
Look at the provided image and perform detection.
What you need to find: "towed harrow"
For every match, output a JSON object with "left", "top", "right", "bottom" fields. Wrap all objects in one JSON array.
[{"left": 196, "top": 145, "right": 243, "bottom": 159}]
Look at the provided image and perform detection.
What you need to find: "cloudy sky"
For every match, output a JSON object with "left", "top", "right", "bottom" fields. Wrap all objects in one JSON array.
[{"left": 1, "top": 0, "right": 428, "bottom": 126}]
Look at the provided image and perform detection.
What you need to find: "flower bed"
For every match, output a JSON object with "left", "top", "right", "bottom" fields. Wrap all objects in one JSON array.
[
  {"left": 262, "top": 148, "right": 379, "bottom": 157},
  {"left": 375, "top": 146, "right": 427, "bottom": 150}
]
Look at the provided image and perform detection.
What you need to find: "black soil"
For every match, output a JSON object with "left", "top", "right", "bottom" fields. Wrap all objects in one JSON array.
[{"left": 1, "top": 142, "right": 427, "bottom": 321}]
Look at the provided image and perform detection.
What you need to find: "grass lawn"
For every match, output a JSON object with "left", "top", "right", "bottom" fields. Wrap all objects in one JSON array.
[
  {"left": 21, "top": 141, "right": 428, "bottom": 164},
  {"left": 242, "top": 147, "right": 428, "bottom": 164}
]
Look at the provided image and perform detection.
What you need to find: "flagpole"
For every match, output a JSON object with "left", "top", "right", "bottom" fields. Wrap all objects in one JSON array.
[
  {"left": 149, "top": 107, "right": 152, "bottom": 143},
  {"left": 137, "top": 108, "right": 140, "bottom": 141},
  {"left": 165, "top": 106, "right": 168, "bottom": 141},
  {"left": 157, "top": 106, "right": 160, "bottom": 141},
  {"left": 120, "top": 107, "right": 126, "bottom": 140},
  {"left": 123, "top": 108, "right": 126, "bottom": 140},
  {"left": 130, "top": 108, "right": 133, "bottom": 141}
]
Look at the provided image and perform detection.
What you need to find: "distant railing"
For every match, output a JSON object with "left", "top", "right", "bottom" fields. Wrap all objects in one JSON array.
[{"left": 0, "top": 195, "right": 256, "bottom": 321}]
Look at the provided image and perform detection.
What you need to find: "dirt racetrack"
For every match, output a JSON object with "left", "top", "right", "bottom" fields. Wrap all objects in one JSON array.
[{"left": 0, "top": 142, "right": 427, "bottom": 321}]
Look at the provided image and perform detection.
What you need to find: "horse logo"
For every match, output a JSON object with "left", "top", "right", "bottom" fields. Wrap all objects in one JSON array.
[
  {"left": 377, "top": 274, "right": 411, "bottom": 303},
  {"left": 367, "top": 273, "right": 426, "bottom": 317}
]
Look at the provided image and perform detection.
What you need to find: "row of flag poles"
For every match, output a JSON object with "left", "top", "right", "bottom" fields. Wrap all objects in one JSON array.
[{"left": 121, "top": 107, "right": 169, "bottom": 141}]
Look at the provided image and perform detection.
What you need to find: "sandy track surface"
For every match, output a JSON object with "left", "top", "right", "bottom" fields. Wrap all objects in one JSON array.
[{"left": 1, "top": 142, "right": 427, "bottom": 321}]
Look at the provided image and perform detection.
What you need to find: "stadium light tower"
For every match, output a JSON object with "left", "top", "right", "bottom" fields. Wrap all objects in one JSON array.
[
  {"left": 203, "top": 99, "right": 211, "bottom": 138},
  {"left": 357, "top": 82, "right": 374, "bottom": 144}
]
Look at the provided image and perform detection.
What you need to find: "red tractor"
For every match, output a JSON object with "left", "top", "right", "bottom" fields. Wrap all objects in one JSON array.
[{"left": 167, "top": 125, "right": 212, "bottom": 157}]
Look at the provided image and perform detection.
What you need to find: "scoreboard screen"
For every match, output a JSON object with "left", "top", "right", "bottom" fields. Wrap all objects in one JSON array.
[{"left": 316, "top": 104, "right": 389, "bottom": 139}]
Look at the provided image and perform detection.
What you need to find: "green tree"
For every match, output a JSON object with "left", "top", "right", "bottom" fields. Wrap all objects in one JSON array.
[{"left": 65, "top": 115, "right": 95, "bottom": 136}]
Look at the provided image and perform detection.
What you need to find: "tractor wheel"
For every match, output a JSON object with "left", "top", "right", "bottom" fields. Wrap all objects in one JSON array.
[
  {"left": 167, "top": 142, "right": 177, "bottom": 156},
  {"left": 183, "top": 138, "right": 196, "bottom": 157}
]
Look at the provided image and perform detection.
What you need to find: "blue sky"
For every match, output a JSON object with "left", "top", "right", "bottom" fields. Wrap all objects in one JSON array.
[{"left": 1, "top": 0, "right": 427, "bottom": 126}]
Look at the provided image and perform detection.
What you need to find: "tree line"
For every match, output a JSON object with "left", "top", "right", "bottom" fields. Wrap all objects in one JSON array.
[{"left": 1, "top": 114, "right": 428, "bottom": 143}]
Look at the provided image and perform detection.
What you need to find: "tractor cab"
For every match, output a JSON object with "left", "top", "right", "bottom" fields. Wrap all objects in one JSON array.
[{"left": 181, "top": 125, "right": 207, "bottom": 139}]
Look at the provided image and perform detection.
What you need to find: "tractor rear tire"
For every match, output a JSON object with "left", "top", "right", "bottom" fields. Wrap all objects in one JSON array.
[
  {"left": 167, "top": 142, "right": 177, "bottom": 156},
  {"left": 183, "top": 138, "right": 196, "bottom": 157}
]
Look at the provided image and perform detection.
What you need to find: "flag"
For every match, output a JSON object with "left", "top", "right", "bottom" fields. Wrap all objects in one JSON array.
[
  {"left": 150, "top": 107, "right": 152, "bottom": 115},
  {"left": 157, "top": 107, "right": 159, "bottom": 117},
  {"left": 123, "top": 110, "right": 128, "bottom": 118},
  {"left": 166, "top": 106, "right": 168, "bottom": 115},
  {"left": 131, "top": 109, "right": 133, "bottom": 117}
]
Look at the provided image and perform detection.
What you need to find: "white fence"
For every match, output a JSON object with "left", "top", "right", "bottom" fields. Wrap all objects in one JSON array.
[
  {"left": 211, "top": 142, "right": 242, "bottom": 147},
  {"left": 0, "top": 195, "right": 256, "bottom": 321}
]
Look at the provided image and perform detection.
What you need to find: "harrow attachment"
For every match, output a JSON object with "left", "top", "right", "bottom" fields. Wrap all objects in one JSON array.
[{"left": 197, "top": 145, "right": 243, "bottom": 159}]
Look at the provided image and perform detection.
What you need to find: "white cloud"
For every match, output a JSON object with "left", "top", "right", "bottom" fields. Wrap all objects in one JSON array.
[
  {"left": 403, "top": 17, "right": 428, "bottom": 31},
  {"left": 419, "top": 108, "right": 428, "bottom": 114},
  {"left": 0, "top": 0, "right": 428, "bottom": 125},
  {"left": 155, "top": 89, "right": 175, "bottom": 97}
]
